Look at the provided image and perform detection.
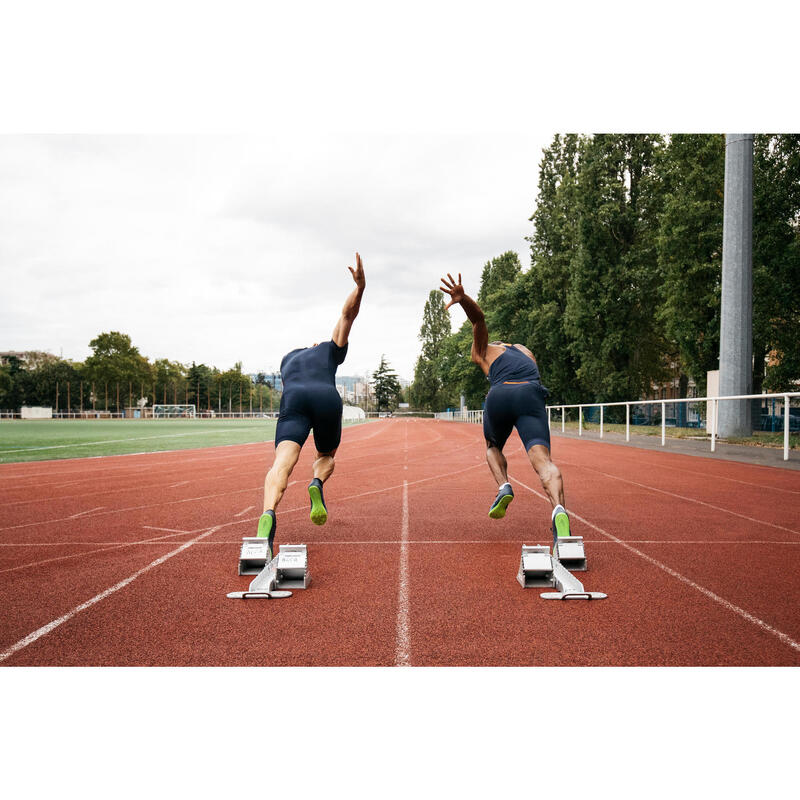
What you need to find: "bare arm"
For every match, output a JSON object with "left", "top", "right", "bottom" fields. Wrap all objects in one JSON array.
[
  {"left": 440, "top": 273, "right": 490, "bottom": 373},
  {"left": 332, "top": 252, "right": 366, "bottom": 347}
]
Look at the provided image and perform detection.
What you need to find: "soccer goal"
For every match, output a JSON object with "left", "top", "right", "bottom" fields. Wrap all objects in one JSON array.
[{"left": 152, "top": 404, "right": 196, "bottom": 418}]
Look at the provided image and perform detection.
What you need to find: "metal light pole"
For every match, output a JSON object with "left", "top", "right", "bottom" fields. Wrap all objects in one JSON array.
[{"left": 718, "top": 134, "right": 754, "bottom": 438}]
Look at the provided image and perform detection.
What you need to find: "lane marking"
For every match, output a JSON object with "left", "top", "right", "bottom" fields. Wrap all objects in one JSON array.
[
  {"left": 0, "top": 487, "right": 258, "bottom": 534},
  {"left": 234, "top": 505, "right": 256, "bottom": 518},
  {"left": 395, "top": 480, "right": 411, "bottom": 667},
  {"left": 199, "top": 462, "right": 485, "bottom": 534},
  {"left": 142, "top": 526, "right": 194, "bottom": 533},
  {"left": 558, "top": 461, "right": 800, "bottom": 536},
  {"left": 0, "top": 529, "right": 201, "bottom": 576},
  {"left": 5, "top": 538, "right": 800, "bottom": 548},
  {"left": 68, "top": 506, "right": 105, "bottom": 519},
  {"left": 511, "top": 477, "right": 800, "bottom": 654},
  {"left": 395, "top": 421, "right": 411, "bottom": 667},
  {"left": 0, "top": 524, "right": 223, "bottom": 663},
  {"left": 616, "top": 458, "right": 800, "bottom": 495},
  {"left": 169, "top": 481, "right": 190, "bottom": 488}
]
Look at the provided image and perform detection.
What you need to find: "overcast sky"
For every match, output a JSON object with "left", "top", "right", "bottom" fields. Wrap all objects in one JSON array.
[{"left": 0, "top": 134, "right": 551, "bottom": 381}]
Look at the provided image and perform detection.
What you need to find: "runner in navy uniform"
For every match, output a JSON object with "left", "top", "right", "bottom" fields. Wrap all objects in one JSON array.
[
  {"left": 256, "top": 253, "right": 366, "bottom": 558},
  {"left": 440, "top": 273, "right": 572, "bottom": 545}
]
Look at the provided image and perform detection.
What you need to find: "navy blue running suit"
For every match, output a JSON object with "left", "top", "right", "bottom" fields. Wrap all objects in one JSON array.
[
  {"left": 483, "top": 345, "right": 550, "bottom": 452},
  {"left": 275, "top": 340, "right": 347, "bottom": 454}
]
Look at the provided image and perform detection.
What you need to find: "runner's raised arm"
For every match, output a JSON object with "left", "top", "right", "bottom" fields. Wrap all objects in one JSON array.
[
  {"left": 440, "top": 273, "right": 489, "bottom": 373},
  {"left": 332, "top": 252, "right": 366, "bottom": 347}
]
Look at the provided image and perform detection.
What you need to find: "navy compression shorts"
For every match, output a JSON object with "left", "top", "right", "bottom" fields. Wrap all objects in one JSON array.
[
  {"left": 483, "top": 382, "right": 550, "bottom": 452},
  {"left": 275, "top": 383, "right": 343, "bottom": 454}
]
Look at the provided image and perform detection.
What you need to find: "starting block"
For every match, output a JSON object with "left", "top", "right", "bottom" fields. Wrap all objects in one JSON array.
[
  {"left": 227, "top": 543, "right": 310, "bottom": 600},
  {"left": 238, "top": 537, "right": 272, "bottom": 575},
  {"left": 517, "top": 542, "right": 606, "bottom": 601},
  {"left": 517, "top": 545, "right": 555, "bottom": 588},
  {"left": 554, "top": 535, "right": 587, "bottom": 571}
]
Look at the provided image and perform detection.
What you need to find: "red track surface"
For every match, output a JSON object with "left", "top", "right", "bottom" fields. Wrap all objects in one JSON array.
[{"left": 1, "top": 418, "right": 799, "bottom": 666}]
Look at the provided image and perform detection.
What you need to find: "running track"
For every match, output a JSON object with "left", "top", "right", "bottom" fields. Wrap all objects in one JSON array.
[{"left": 1, "top": 418, "right": 799, "bottom": 666}]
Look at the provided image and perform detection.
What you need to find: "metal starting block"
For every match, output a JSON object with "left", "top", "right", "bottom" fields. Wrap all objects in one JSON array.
[
  {"left": 517, "top": 545, "right": 555, "bottom": 588},
  {"left": 517, "top": 543, "right": 607, "bottom": 601},
  {"left": 238, "top": 537, "right": 272, "bottom": 575},
  {"left": 274, "top": 544, "right": 311, "bottom": 590},
  {"left": 227, "top": 544, "right": 310, "bottom": 600},
  {"left": 554, "top": 535, "right": 587, "bottom": 571}
]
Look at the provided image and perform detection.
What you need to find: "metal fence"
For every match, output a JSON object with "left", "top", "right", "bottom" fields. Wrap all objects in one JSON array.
[{"left": 435, "top": 391, "right": 800, "bottom": 461}]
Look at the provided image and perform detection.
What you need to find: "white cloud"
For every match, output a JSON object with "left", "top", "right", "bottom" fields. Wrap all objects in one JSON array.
[{"left": 0, "top": 133, "right": 550, "bottom": 378}]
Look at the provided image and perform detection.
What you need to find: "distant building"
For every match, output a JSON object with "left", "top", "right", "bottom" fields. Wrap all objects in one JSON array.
[{"left": 0, "top": 350, "right": 58, "bottom": 367}]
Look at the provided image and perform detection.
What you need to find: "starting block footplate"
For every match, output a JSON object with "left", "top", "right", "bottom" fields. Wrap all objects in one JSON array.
[{"left": 226, "top": 590, "right": 293, "bottom": 599}]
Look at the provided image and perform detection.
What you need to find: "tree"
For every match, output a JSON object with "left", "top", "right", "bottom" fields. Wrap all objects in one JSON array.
[
  {"left": 153, "top": 359, "right": 187, "bottom": 405},
  {"left": 216, "top": 362, "right": 252, "bottom": 412},
  {"left": 753, "top": 134, "right": 800, "bottom": 392},
  {"left": 371, "top": 355, "right": 402, "bottom": 411},
  {"left": 524, "top": 134, "right": 585, "bottom": 402},
  {"left": 186, "top": 362, "right": 214, "bottom": 410},
  {"left": 17, "top": 359, "right": 83, "bottom": 410},
  {"left": 564, "top": 134, "right": 667, "bottom": 402},
  {"left": 656, "top": 134, "right": 725, "bottom": 394},
  {"left": 409, "top": 290, "right": 451, "bottom": 410},
  {"left": 83, "top": 332, "right": 152, "bottom": 400}
]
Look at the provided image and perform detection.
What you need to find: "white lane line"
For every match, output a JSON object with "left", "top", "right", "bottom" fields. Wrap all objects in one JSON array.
[
  {"left": 0, "top": 525, "right": 222, "bottom": 663},
  {"left": 621, "top": 458, "right": 800, "bottom": 495},
  {"left": 511, "top": 477, "right": 800, "bottom": 654},
  {"left": 395, "top": 481, "right": 411, "bottom": 667},
  {"left": 0, "top": 529, "right": 200, "bottom": 576},
  {"left": 395, "top": 422, "right": 411, "bottom": 667},
  {"left": 142, "top": 526, "right": 194, "bottom": 533},
  {"left": 201, "top": 462, "right": 485, "bottom": 534},
  {"left": 68, "top": 506, "right": 105, "bottom": 519},
  {"left": 560, "top": 462, "right": 800, "bottom": 536},
  {"left": 7, "top": 538, "right": 800, "bottom": 548},
  {"left": 0, "top": 486, "right": 257, "bottom": 534},
  {"left": 395, "top": 480, "right": 410, "bottom": 666},
  {"left": 234, "top": 505, "right": 256, "bottom": 518},
  {"left": 170, "top": 481, "right": 190, "bottom": 488}
]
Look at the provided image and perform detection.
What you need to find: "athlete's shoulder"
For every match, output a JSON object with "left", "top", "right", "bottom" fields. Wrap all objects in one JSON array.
[{"left": 512, "top": 343, "right": 536, "bottom": 361}]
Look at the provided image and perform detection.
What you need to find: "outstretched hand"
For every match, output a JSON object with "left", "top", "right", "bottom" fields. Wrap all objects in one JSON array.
[
  {"left": 348, "top": 252, "right": 366, "bottom": 290},
  {"left": 439, "top": 273, "right": 465, "bottom": 309}
]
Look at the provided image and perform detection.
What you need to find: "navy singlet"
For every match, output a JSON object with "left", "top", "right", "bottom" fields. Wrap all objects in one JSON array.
[
  {"left": 275, "top": 340, "right": 347, "bottom": 453},
  {"left": 483, "top": 345, "right": 550, "bottom": 452}
]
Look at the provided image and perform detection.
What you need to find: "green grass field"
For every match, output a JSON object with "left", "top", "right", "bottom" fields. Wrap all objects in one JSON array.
[
  {"left": 0, "top": 419, "right": 283, "bottom": 463},
  {"left": 0, "top": 419, "right": 373, "bottom": 464}
]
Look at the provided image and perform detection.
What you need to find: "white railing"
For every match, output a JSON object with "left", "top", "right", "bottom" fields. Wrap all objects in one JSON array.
[
  {"left": 436, "top": 392, "right": 800, "bottom": 461},
  {"left": 434, "top": 410, "right": 485, "bottom": 425}
]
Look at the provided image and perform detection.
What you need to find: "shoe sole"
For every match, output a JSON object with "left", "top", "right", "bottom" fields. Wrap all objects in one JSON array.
[
  {"left": 554, "top": 511, "right": 570, "bottom": 538},
  {"left": 308, "top": 485, "right": 328, "bottom": 526},
  {"left": 488, "top": 493, "right": 513, "bottom": 519}
]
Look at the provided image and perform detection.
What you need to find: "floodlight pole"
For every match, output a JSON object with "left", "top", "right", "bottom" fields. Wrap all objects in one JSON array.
[{"left": 718, "top": 134, "right": 754, "bottom": 438}]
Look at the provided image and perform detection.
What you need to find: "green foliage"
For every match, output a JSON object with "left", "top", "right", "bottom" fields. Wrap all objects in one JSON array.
[
  {"left": 753, "top": 134, "right": 800, "bottom": 392},
  {"left": 83, "top": 331, "right": 152, "bottom": 390},
  {"left": 216, "top": 362, "right": 254, "bottom": 412},
  {"left": 371, "top": 355, "right": 402, "bottom": 411},
  {"left": 186, "top": 362, "right": 215, "bottom": 410},
  {"left": 409, "top": 290, "right": 451, "bottom": 410},
  {"left": 563, "top": 134, "right": 667, "bottom": 402},
  {"left": 656, "top": 134, "right": 725, "bottom": 395},
  {"left": 417, "top": 132, "right": 800, "bottom": 409}
]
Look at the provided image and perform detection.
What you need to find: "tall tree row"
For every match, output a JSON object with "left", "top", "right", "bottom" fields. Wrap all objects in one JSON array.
[
  {"left": 410, "top": 133, "right": 800, "bottom": 410},
  {"left": 0, "top": 331, "right": 280, "bottom": 413}
]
